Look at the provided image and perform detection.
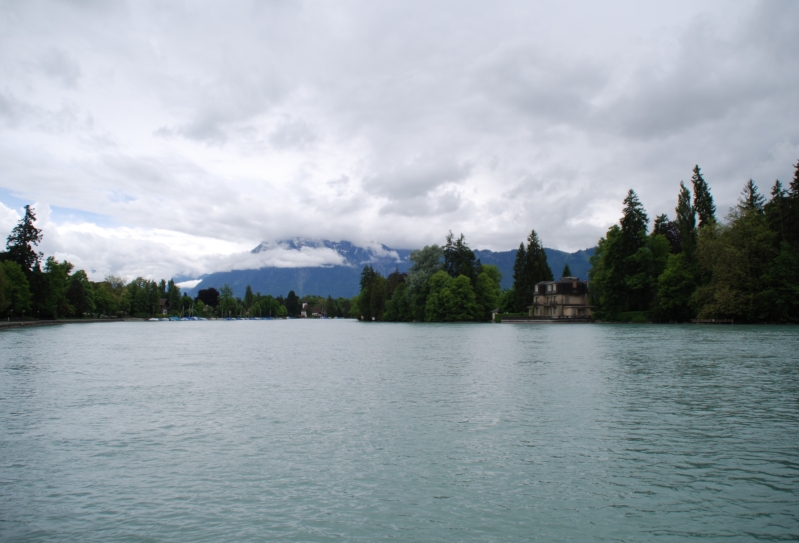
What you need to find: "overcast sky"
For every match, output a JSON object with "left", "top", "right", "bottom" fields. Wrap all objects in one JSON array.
[{"left": 1, "top": 0, "right": 797, "bottom": 281}]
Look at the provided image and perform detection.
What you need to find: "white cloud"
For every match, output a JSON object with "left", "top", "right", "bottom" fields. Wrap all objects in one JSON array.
[
  {"left": 0, "top": 201, "right": 20, "bottom": 237},
  {"left": 0, "top": 0, "right": 797, "bottom": 274}
]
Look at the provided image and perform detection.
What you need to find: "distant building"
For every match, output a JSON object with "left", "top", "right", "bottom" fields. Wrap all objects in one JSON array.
[{"left": 530, "top": 277, "right": 593, "bottom": 318}]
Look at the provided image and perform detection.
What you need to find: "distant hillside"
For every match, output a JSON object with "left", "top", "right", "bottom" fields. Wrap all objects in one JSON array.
[
  {"left": 186, "top": 240, "right": 594, "bottom": 298},
  {"left": 475, "top": 247, "right": 595, "bottom": 290}
]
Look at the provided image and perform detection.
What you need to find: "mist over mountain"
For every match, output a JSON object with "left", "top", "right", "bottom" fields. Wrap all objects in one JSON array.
[{"left": 185, "top": 240, "right": 594, "bottom": 299}]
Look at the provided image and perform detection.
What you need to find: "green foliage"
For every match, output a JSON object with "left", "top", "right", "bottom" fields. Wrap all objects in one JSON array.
[
  {"left": 424, "top": 271, "right": 478, "bottom": 322},
  {"left": 369, "top": 275, "right": 387, "bottom": 319},
  {"left": 6, "top": 205, "right": 43, "bottom": 273},
  {"left": 617, "top": 311, "right": 649, "bottom": 323},
  {"left": 405, "top": 245, "right": 443, "bottom": 320},
  {"left": 691, "top": 165, "right": 716, "bottom": 228},
  {"left": 244, "top": 285, "right": 254, "bottom": 309},
  {"left": 676, "top": 181, "right": 696, "bottom": 257},
  {"left": 92, "top": 283, "right": 116, "bottom": 316},
  {"left": 324, "top": 295, "right": 336, "bottom": 317},
  {"left": 443, "top": 232, "right": 477, "bottom": 283},
  {"left": 167, "top": 279, "right": 181, "bottom": 312},
  {"left": 497, "top": 289, "right": 516, "bottom": 313},
  {"left": 0, "top": 263, "right": 7, "bottom": 314},
  {"left": 590, "top": 193, "right": 665, "bottom": 319},
  {"left": 218, "top": 283, "right": 237, "bottom": 317},
  {"left": 653, "top": 214, "right": 681, "bottom": 253},
  {"left": 510, "top": 230, "right": 553, "bottom": 311},
  {"left": 738, "top": 180, "right": 765, "bottom": 212},
  {"left": 561, "top": 264, "right": 572, "bottom": 278},
  {"left": 66, "top": 270, "right": 95, "bottom": 318},
  {"left": 653, "top": 253, "right": 697, "bottom": 322},
  {"left": 1, "top": 261, "right": 32, "bottom": 317},
  {"left": 285, "top": 290, "right": 300, "bottom": 317},
  {"left": 589, "top": 225, "right": 624, "bottom": 319},
  {"left": 384, "top": 282, "right": 412, "bottom": 321},
  {"left": 693, "top": 206, "right": 777, "bottom": 322},
  {"left": 760, "top": 243, "right": 799, "bottom": 322},
  {"left": 42, "top": 258, "right": 73, "bottom": 318},
  {"left": 335, "top": 297, "right": 352, "bottom": 318},
  {"left": 357, "top": 266, "right": 381, "bottom": 320},
  {"left": 474, "top": 267, "right": 501, "bottom": 321},
  {"left": 624, "top": 233, "right": 670, "bottom": 311}
]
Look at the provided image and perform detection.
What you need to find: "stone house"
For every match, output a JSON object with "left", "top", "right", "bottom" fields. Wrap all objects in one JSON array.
[{"left": 530, "top": 277, "right": 593, "bottom": 318}]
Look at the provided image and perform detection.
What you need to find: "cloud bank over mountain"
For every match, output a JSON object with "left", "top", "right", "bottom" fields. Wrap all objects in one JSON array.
[{"left": 1, "top": 0, "right": 797, "bottom": 280}]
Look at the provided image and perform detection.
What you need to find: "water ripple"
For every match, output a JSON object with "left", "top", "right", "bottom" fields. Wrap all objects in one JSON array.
[{"left": 1, "top": 321, "right": 797, "bottom": 541}]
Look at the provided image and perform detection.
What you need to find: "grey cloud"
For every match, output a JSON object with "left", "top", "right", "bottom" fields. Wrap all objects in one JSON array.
[
  {"left": 364, "top": 159, "right": 472, "bottom": 202},
  {"left": 599, "top": 1, "right": 799, "bottom": 141},
  {"left": 0, "top": 90, "right": 91, "bottom": 133},
  {"left": 470, "top": 47, "right": 607, "bottom": 130},
  {"left": 1, "top": 0, "right": 798, "bottom": 275},
  {"left": 39, "top": 49, "right": 82, "bottom": 88},
  {"left": 379, "top": 189, "right": 463, "bottom": 218},
  {"left": 0, "top": 91, "right": 32, "bottom": 127},
  {"left": 269, "top": 118, "right": 318, "bottom": 151}
]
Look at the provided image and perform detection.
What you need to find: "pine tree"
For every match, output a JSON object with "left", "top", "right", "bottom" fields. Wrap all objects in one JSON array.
[
  {"left": 519, "top": 230, "right": 553, "bottom": 308},
  {"left": 765, "top": 180, "right": 787, "bottom": 244},
  {"left": 6, "top": 205, "right": 43, "bottom": 273},
  {"left": 653, "top": 213, "right": 681, "bottom": 253},
  {"left": 675, "top": 182, "right": 696, "bottom": 257},
  {"left": 785, "top": 160, "right": 799, "bottom": 250},
  {"left": 510, "top": 242, "right": 526, "bottom": 311},
  {"left": 738, "top": 179, "right": 765, "bottom": 212},
  {"left": 443, "top": 231, "right": 476, "bottom": 282},
  {"left": 620, "top": 189, "right": 649, "bottom": 253},
  {"left": 561, "top": 264, "right": 572, "bottom": 278},
  {"left": 692, "top": 165, "right": 716, "bottom": 228},
  {"left": 244, "top": 285, "right": 254, "bottom": 309}
]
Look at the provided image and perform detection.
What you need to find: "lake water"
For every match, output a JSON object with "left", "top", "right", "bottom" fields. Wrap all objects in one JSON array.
[{"left": 1, "top": 321, "right": 798, "bottom": 542}]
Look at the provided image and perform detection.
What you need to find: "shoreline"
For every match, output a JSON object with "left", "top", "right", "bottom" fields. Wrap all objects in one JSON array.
[{"left": 0, "top": 318, "right": 142, "bottom": 330}]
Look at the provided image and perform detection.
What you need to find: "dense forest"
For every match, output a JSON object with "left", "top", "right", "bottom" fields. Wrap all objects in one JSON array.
[
  {"left": 354, "top": 231, "right": 500, "bottom": 322},
  {"left": 0, "top": 208, "right": 352, "bottom": 320},
  {"left": 353, "top": 228, "right": 562, "bottom": 322},
  {"left": 589, "top": 163, "right": 799, "bottom": 323}
]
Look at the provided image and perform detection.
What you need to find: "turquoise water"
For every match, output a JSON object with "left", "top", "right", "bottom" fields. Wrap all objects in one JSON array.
[{"left": 1, "top": 321, "right": 797, "bottom": 541}]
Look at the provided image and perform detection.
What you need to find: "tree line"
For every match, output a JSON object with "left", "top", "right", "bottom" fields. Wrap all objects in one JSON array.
[
  {"left": 196, "top": 285, "right": 355, "bottom": 319},
  {"left": 0, "top": 207, "right": 354, "bottom": 320},
  {"left": 589, "top": 163, "right": 799, "bottom": 323},
  {"left": 354, "top": 231, "right": 503, "bottom": 322}
]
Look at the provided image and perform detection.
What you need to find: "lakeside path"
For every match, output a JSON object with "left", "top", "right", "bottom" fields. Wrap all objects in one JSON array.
[{"left": 0, "top": 318, "right": 142, "bottom": 330}]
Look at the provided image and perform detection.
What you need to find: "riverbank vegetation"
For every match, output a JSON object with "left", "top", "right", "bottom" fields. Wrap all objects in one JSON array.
[
  {"left": 0, "top": 208, "right": 352, "bottom": 320},
  {"left": 354, "top": 231, "right": 503, "bottom": 322},
  {"left": 590, "top": 163, "right": 799, "bottom": 323}
]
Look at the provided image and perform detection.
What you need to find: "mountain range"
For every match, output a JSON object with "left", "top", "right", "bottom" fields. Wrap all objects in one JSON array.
[{"left": 184, "top": 239, "right": 595, "bottom": 299}]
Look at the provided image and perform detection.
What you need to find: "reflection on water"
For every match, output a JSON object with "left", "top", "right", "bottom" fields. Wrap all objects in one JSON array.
[{"left": 1, "top": 321, "right": 797, "bottom": 541}]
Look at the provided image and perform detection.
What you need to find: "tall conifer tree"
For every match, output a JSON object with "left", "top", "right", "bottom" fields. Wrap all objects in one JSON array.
[
  {"left": 738, "top": 179, "right": 765, "bottom": 212},
  {"left": 620, "top": 189, "right": 649, "bottom": 252},
  {"left": 518, "top": 230, "right": 553, "bottom": 309},
  {"left": 785, "top": 160, "right": 799, "bottom": 250},
  {"left": 675, "top": 182, "right": 696, "bottom": 257},
  {"left": 692, "top": 166, "right": 716, "bottom": 228},
  {"left": 765, "top": 180, "right": 787, "bottom": 244},
  {"left": 6, "top": 205, "right": 43, "bottom": 273}
]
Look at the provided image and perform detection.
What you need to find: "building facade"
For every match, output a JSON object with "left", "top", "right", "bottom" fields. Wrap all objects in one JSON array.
[{"left": 530, "top": 277, "right": 593, "bottom": 318}]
